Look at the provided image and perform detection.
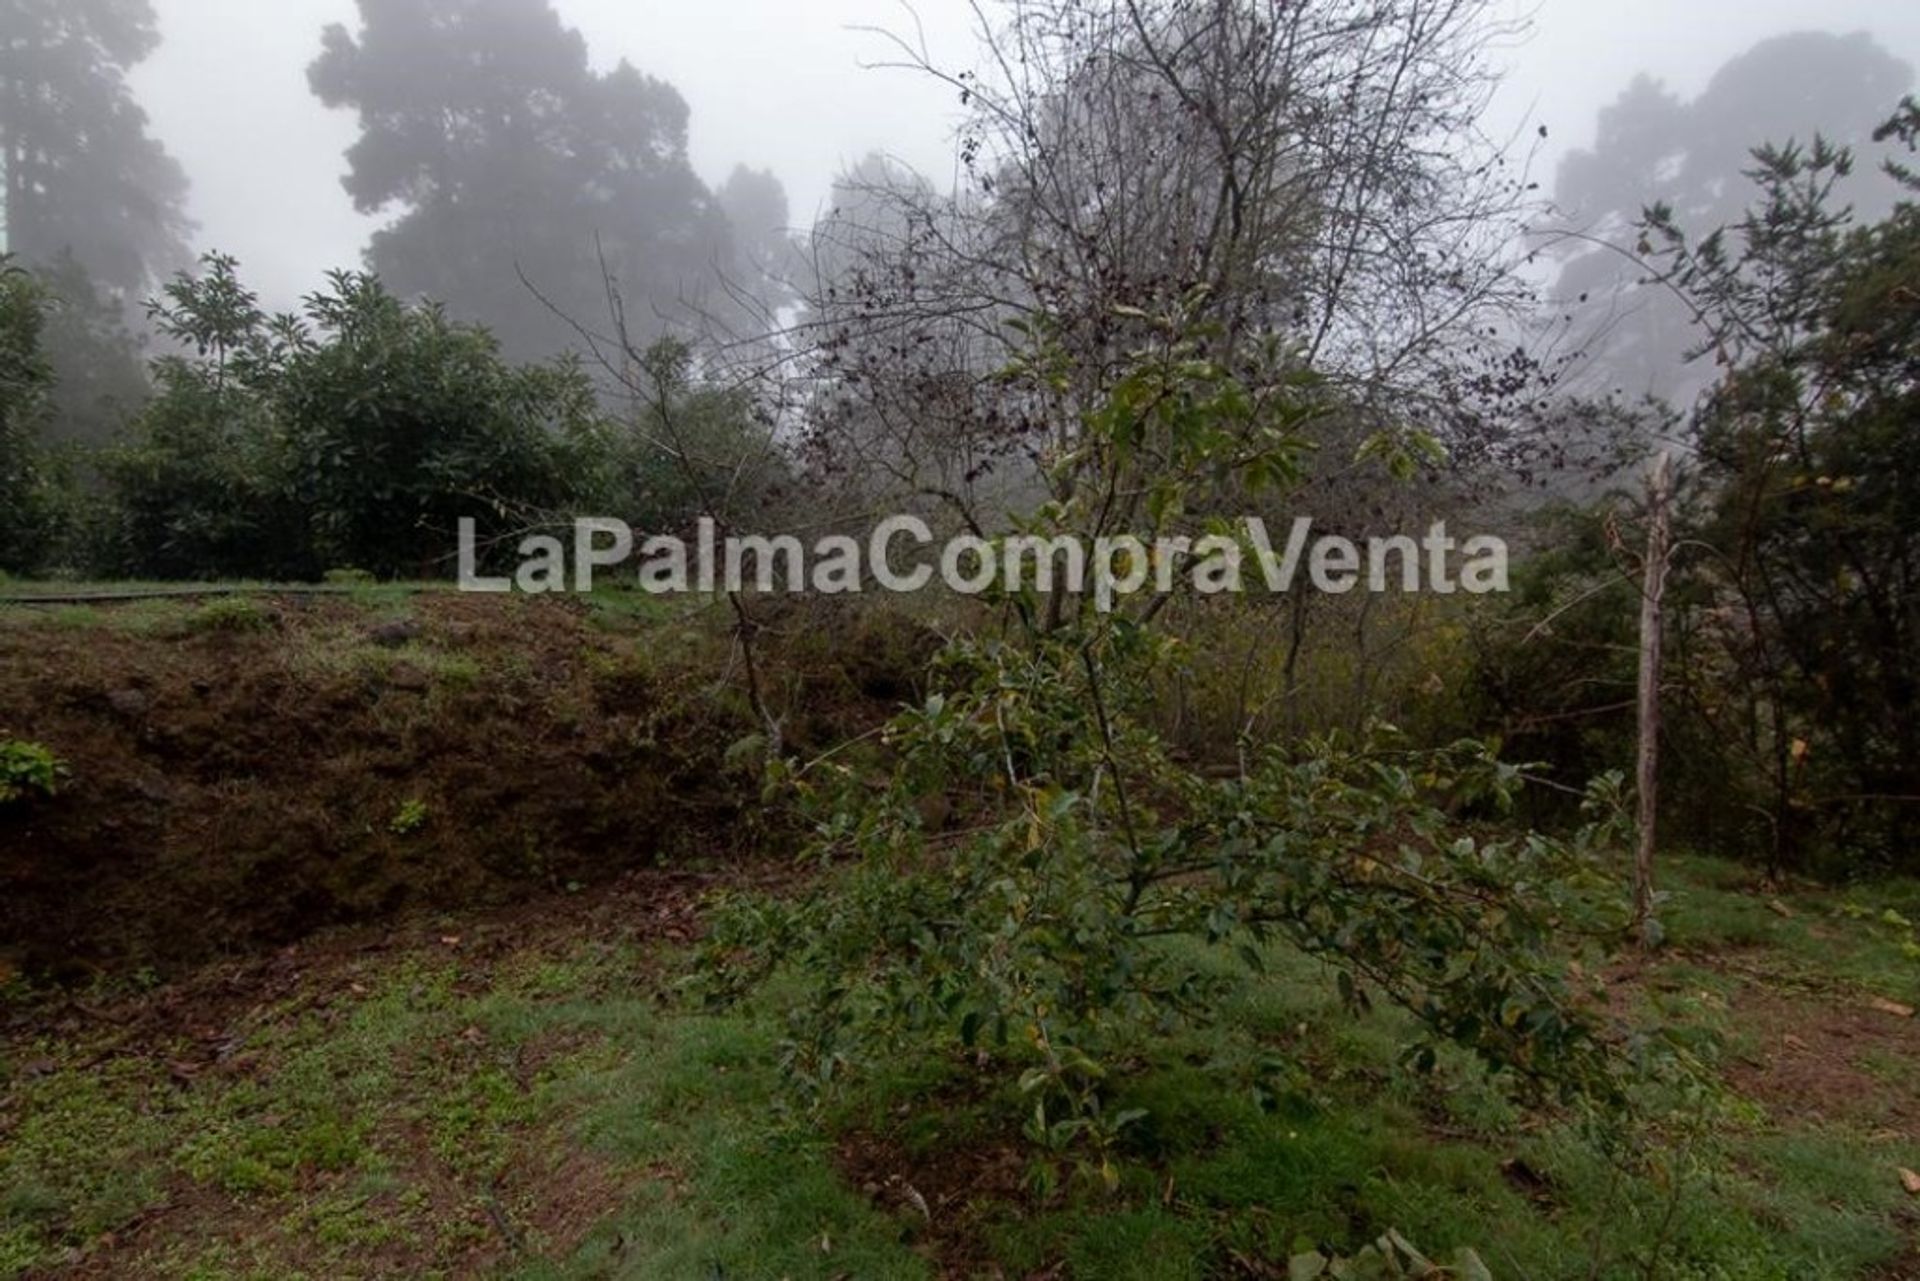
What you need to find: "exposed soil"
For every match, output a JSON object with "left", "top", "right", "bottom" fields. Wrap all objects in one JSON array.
[
  {"left": 39, "top": 1147, "right": 636, "bottom": 1281},
  {"left": 0, "top": 857, "right": 786, "bottom": 1062},
  {"left": 837, "top": 1120, "right": 1036, "bottom": 1280},
  {"left": 6, "top": 859, "right": 756, "bottom": 1280},
  {"left": 1601, "top": 942, "right": 1920, "bottom": 1144},
  {"left": 1721, "top": 982, "right": 1920, "bottom": 1141},
  {"left": 0, "top": 593, "right": 916, "bottom": 981}
]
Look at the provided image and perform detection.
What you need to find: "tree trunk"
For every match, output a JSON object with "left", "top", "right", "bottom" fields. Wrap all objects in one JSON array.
[{"left": 1633, "top": 452, "right": 1674, "bottom": 948}]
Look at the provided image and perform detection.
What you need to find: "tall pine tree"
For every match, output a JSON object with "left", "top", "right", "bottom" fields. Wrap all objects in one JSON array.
[
  {"left": 310, "top": 0, "right": 751, "bottom": 362},
  {"left": 0, "top": 0, "right": 192, "bottom": 301}
]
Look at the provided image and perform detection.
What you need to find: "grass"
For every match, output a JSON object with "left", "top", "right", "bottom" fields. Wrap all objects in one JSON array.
[
  {"left": 4, "top": 855, "right": 1919, "bottom": 1278},
  {"left": 0, "top": 946, "right": 927, "bottom": 1280},
  {"left": 1658, "top": 850, "right": 1920, "bottom": 998},
  {"left": 0, "top": 581, "right": 445, "bottom": 638},
  {"left": 0, "top": 578, "right": 706, "bottom": 696}
]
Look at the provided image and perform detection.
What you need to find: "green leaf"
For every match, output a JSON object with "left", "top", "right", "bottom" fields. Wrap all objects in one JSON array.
[{"left": 1288, "top": 1252, "right": 1331, "bottom": 1281}]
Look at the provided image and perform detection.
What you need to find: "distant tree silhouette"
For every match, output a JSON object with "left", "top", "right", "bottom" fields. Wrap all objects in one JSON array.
[
  {"left": 717, "top": 165, "right": 800, "bottom": 313},
  {"left": 1549, "top": 31, "right": 1912, "bottom": 406},
  {"left": 0, "top": 0, "right": 192, "bottom": 301},
  {"left": 36, "top": 252, "right": 148, "bottom": 449},
  {"left": 310, "top": 0, "right": 779, "bottom": 363}
]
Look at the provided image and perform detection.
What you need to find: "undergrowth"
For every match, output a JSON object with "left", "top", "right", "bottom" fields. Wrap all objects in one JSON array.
[{"left": 3, "top": 856, "right": 1916, "bottom": 1279}]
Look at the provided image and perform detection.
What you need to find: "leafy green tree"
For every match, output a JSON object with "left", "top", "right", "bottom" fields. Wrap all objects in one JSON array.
[
  {"left": 102, "top": 253, "right": 614, "bottom": 579},
  {"left": 1643, "top": 99, "right": 1920, "bottom": 871},
  {"left": 0, "top": 257, "right": 57, "bottom": 572},
  {"left": 308, "top": 0, "right": 744, "bottom": 362},
  {"left": 706, "top": 301, "right": 1645, "bottom": 1182},
  {"left": 278, "top": 271, "right": 609, "bottom": 575},
  {"left": 97, "top": 254, "right": 300, "bottom": 578},
  {"left": 0, "top": 0, "right": 191, "bottom": 300}
]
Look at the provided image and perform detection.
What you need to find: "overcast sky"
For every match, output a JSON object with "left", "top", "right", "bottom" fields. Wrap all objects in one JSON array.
[{"left": 134, "top": 0, "right": 1920, "bottom": 311}]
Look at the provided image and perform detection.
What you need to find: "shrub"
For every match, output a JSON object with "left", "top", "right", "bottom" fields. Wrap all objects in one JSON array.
[
  {"left": 0, "top": 740, "right": 66, "bottom": 806},
  {"left": 389, "top": 799, "right": 430, "bottom": 836},
  {"left": 184, "top": 597, "right": 275, "bottom": 635},
  {"left": 0, "top": 259, "right": 63, "bottom": 574},
  {"left": 278, "top": 271, "right": 611, "bottom": 576},
  {"left": 100, "top": 254, "right": 617, "bottom": 580}
]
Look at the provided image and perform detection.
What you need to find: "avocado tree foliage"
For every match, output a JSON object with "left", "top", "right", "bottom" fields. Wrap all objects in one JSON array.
[
  {"left": 699, "top": 0, "right": 1661, "bottom": 1183},
  {"left": 100, "top": 253, "right": 611, "bottom": 579},
  {"left": 0, "top": 258, "right": 61, "bottom": 574},
  {"left": 704, "top": 301, "right": 1644, "bottom": 1185}
]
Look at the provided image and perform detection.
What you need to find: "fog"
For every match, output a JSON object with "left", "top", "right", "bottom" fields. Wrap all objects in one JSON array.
[
  {"left": 9, "top": 0, "right": 1920, "bottom": 438},
  {"left": 132, "top": 0, "right": 980, "bottom": 310},
  {"left": 127, "top": 0, "right": 1920, "bottom": 310}
]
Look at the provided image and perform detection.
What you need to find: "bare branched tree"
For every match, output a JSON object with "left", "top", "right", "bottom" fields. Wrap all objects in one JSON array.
[{"left": 796, "top": 0, "right": 1555, "bottom": 529}]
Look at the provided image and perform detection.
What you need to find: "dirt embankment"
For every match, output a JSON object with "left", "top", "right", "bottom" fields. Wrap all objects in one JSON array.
[{"left": 0, "top": 593, "right": 923, "bottom": 981}]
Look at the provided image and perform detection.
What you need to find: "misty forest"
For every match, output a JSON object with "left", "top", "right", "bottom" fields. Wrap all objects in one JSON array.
[{"left": 5, "top": 1, "right": 1920, "bottom": 1277}]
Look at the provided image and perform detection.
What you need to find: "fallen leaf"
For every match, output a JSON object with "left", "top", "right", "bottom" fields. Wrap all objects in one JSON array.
[
  {"left": 1867, "top": 996, "right": 1915, "bottom": 1019},
  {"left": 1783, "top": 1034, "right": 1809, "bottom": 1050},
  {"left": 1767, "top": 898, "right": 1793, "bottom": 918},
  {"left": 1900, "top": 1167, "right": 1920, "bottom": 1195}
]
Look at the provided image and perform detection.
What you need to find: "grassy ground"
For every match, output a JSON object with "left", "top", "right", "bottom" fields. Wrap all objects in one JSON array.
[
  {"left": 4, "top": 853, "right": 1919, "bottom": 1280},
  {"left": 0, "top": 580, "right": 688, "bottom": 635}
]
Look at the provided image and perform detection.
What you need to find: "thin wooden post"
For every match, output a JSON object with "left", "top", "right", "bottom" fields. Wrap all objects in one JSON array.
[{"left": 1633, "top": 451, "right": 1674, "bottom": 948}]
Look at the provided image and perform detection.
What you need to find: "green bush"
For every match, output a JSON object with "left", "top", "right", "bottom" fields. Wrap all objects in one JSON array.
[
  {"left": 99, "top": 254, "right": 616, "bottom": 580},
  {"left": 0, "top": 259, "right": 64, "bottom": 574},
  {"left": 605, "top": 338, "right": 789, "bottom": 537},
  {"left": 389, "top": 799, "right": 430, "bottom": 836},
  {"left": 184, "top": 597, "right": 275, "bottom": 635},
  {"left": 0, "top": 739, "right": 66, "bottom": 806},
  {"left": 279, "top": 271, "right": 610, "bottom": 576}
]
